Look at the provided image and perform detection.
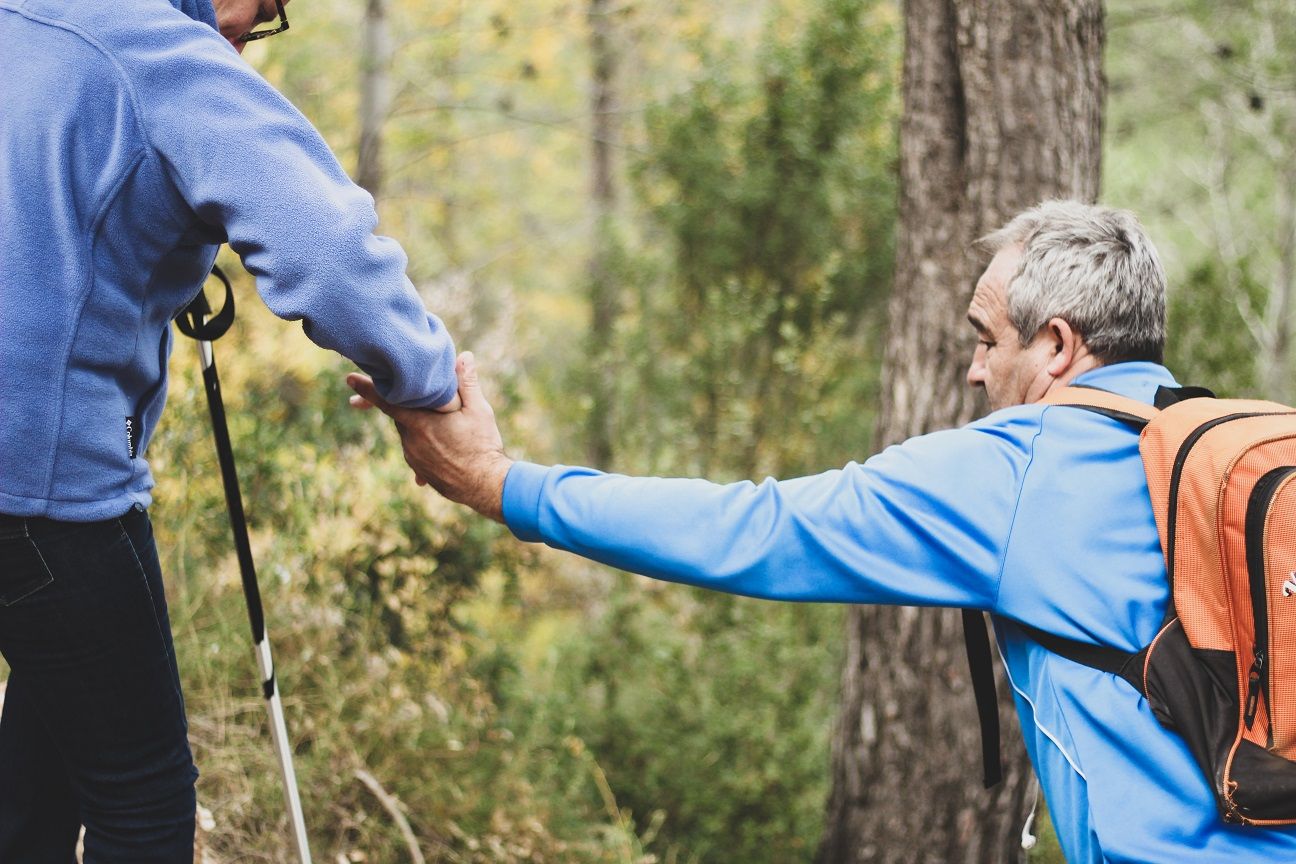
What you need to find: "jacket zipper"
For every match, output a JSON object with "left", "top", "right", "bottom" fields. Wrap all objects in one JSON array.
[{"left": 1242, "top": 465, "right": 1296, "bottom": 738}]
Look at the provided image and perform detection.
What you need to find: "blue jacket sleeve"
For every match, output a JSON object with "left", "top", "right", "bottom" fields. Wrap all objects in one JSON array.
[
  {"left": 119, "top": 17, "right": 456, "bottom": 408},
  {"left": 502, "top": 418, "right": 1040, "bottom": 609}
]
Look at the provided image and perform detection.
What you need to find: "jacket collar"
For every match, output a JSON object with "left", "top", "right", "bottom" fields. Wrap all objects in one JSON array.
[{"left": 1069, "top": 362, "right": 1180, "bottom": 406}]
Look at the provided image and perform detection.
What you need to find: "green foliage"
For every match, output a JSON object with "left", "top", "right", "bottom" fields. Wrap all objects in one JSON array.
[
  {"left": 1106, "top": 0, "right": 1296, "bottom": 400},
  {"left": 157, "top": 270, "right": 674, "bottom": 861},
  {"left": 528, "top": 6, "right": 899, "bottom": 857},
  {"left": 1165, "top": 258, "right": 1265, "bottom": 397},
  {"left": 512, "top": 581, "right": 843, "bottom": 863},
  {"left": 160, "top": 278, "right": 531, "bottom": 860},
  {"left": 623, "top": 0, "right": 899, "bottom": 479}
]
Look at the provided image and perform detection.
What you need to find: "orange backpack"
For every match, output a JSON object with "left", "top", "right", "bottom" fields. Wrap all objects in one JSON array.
[{"left": 1012, "top": 385, "right": 1296, "bottom": 825}]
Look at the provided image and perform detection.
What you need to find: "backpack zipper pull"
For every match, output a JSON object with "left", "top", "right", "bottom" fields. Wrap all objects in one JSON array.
[{"left": 1244, "top": 650, "right": 1265, "bottom": 729}]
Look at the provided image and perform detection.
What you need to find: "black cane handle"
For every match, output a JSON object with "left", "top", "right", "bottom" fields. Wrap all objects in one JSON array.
[{"left": 176, "top": 265, "right": 236, "bottom": 341}]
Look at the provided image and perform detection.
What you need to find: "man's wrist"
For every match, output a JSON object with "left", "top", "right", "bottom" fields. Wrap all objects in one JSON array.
[
  {"left": 495, "top": 460, "right": 549, "bottom": 542},
  {"left": 473, "top": 453, "right": 513, "bottom": 523}
]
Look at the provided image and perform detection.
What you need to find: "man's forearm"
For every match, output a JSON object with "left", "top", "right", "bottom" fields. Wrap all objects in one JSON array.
[{"left": 497, "top": 423, "right": 1022, "bottom": 611}]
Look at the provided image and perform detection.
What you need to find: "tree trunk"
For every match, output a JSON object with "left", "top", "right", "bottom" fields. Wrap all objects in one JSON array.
[
  {"left": 585, "top": 0, "right": 620, "bottom": 469},
  {"left": 817, "top": 2, "right": 1105, "bottom": 862},
  {"left": 357, "top": 0, "right": 393, "bottom": 200}
]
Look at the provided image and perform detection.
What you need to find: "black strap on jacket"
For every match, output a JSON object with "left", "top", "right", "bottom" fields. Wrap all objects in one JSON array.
[
  {"left": 1013, "top": 621, "right": 1149, "bottom": 694},
  {"left": 961, "top": 382, "right": 1211, "bottom": 789},
  {"left": 962, "top": 608, "right": 1003, "bottom": 788}
]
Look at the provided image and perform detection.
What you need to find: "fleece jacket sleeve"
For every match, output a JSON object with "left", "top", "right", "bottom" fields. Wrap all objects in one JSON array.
[
  {"left": 502, "top": 417, "right": 1040, "bottom": 610},
  {"left": 119, "top": 16, "right": 457, "bottom": 408}
]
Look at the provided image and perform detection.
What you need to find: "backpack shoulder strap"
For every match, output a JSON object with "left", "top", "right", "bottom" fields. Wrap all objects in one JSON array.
[
  {"left": 1014, "top": 621, "right": 1149, "bottom": 694},
  {"left": 1041, "top": 385, "right": 1158, "bottom": 428},
  {"left": 1014, "top": 386, "right": 1158, "bottom": 689},
  {"left": 964, "top": 383, "right": 1161, "bottom": 789}
]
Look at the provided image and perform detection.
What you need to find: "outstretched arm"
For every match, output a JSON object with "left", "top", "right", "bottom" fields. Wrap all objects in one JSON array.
[{"left": 350, "top": 356, "right": 1035, "bottom": 610}]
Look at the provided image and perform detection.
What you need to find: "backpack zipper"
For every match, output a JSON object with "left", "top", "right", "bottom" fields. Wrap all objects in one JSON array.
[{"left": 1242, "top": 465, "right": 1296, "bottom": 738}]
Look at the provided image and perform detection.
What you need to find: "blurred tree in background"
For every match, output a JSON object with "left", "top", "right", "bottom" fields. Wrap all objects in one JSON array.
[
  {"left": 820, "top": 1, "right": 1103, "bottom": 860},
  {"left": 3, "top": 1, "right": 1291, "bottom": 862},
  {"left": 1107, "top": 0, "right": 1296, "bottom": 400}
]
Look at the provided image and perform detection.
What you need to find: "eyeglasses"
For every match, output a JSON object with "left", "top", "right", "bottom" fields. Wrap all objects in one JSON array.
[{"left": 238, "top": 0, "right": 289, "bottom": 43}]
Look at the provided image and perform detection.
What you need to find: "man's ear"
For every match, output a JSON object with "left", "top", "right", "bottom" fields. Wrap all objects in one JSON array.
[{"left": 1044, "top": 317, "right": 1082, "bottom": 378}]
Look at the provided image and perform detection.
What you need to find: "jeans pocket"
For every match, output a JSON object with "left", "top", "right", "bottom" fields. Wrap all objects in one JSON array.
[{"left": 0, "top": 524, "right": 56, "bottom": 606}]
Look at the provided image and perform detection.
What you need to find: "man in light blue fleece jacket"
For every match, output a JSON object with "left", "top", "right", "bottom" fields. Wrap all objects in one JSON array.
[
  {"left": 351, "top": 201, "right": 1296, "bottom": 862},
  {"left": 0, "top": 0, "right": 460, "bottom": 858}
]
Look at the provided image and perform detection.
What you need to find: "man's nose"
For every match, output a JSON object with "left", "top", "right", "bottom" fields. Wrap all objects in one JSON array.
[{"left": 966, "top": 347, "right": 986, "bottom": 389}]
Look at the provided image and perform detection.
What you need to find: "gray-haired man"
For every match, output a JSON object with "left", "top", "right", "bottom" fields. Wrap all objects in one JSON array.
[{"left": 352, "top": 201, "right": 1296, "bottom": 862}]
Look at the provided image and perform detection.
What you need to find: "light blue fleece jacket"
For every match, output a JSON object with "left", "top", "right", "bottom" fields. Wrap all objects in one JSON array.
[
  {"left": 501, "top": 363, "right": 1296, "bottom": 863},
  {"left": 0, "top": 0, "right": 457, "bottom": 521}
]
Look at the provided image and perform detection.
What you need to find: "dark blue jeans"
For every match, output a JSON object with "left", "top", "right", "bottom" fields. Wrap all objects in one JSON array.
[{"left": 0, "top": 505, "right": 196, "bottom": 863}]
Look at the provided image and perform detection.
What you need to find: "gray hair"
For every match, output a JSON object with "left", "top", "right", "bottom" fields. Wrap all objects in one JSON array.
[{"left": 977, "top": 200, "right": 1167, "bottom": 364}]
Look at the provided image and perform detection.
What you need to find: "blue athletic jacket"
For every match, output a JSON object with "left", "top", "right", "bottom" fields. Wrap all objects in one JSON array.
[
  {"left": 0, "top": 0, "right": 458, "bottom": 521},
  {"left": 501, "top": 362, "right": 1296, "bottom": 863}
]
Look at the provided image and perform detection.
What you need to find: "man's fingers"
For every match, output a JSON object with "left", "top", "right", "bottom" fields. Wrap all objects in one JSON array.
[
  {"left": 456, "top": 351, "right": 491, "bottom": 414},
  {"left": 346, "top": 373, "right": 415, "bottom": 424},
  {"left": 433, "top": 392, "right": 463, "bottom": 414},
  {"left": 345, "top": 373, "right": 386, "bottom": 409}
]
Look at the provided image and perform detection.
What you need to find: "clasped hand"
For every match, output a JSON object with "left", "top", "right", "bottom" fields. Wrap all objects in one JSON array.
[{"left": 347, "top": 352, "right": 512, "bottom": 522}]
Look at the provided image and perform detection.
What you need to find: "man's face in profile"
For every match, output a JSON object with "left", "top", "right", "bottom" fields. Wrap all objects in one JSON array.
[{"left": 965, "top": 245, "right": 1060, "bottom": 411}]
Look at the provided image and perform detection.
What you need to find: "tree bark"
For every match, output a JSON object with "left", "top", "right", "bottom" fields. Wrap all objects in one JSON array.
[
  {"left": 357, "top": 0, "right": 393, "bottom": 200},
  {"left": 585, "top": 0, "right": 620, "bottom": 469},
  {"left": 817, "top": 2, "right": 1105, "bottom": 862}
]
